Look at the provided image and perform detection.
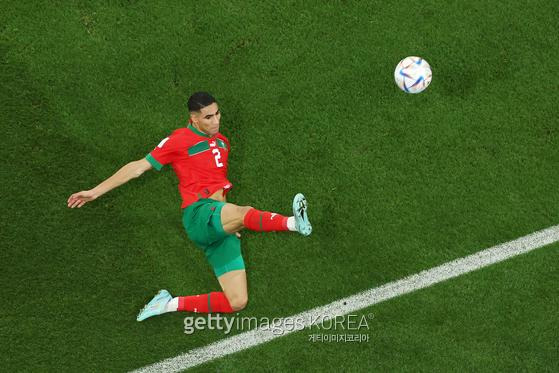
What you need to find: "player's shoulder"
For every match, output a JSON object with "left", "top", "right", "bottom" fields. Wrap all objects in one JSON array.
[
  {"left": 216, "top": 132, "right": 230, "bottom": 148},
  {"left": 170, "top": 127, "right": 190, "bottom": 137},
  {"left": 169, "top": 127, "right": 199, "bottom": 144}
]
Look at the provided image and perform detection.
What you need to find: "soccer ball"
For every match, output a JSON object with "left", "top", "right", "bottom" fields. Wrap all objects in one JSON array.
[{"left": 394, "top": 56, "right": 432, "bottom": 94}]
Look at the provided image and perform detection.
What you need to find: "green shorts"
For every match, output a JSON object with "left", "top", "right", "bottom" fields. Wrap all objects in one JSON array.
[{"left": 182, "top": 198, "right": 245, "bottom": 277}]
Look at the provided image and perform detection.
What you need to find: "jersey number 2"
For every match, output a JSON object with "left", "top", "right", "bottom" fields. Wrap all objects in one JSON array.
[{"left": 212, "top": 148, "right": 223, "bottom": 168}]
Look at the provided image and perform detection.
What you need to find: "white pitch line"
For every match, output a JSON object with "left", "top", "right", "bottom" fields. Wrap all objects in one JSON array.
[{"left": 132, "top": 224, "right": 559, "bottom": 373}]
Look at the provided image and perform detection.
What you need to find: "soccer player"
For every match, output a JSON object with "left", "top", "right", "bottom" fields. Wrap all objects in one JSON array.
[{"left": 67, "top": 92, "right": 312, "bottom": 321}]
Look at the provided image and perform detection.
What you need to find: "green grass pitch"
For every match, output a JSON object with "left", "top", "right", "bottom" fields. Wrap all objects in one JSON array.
[{"left": 1, "top": 0, "right": 558, "bottom": 371}]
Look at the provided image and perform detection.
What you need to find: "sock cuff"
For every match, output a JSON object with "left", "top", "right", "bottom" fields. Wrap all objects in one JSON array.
[
  {"left": 281, "top": 216, "right": 288, "bottom": 230},
  {"left": 242, "top": 208, "right": 258, "bottom": 227},
  {"left": 210, "top": 291, "right": 234, "bottom": 313}
]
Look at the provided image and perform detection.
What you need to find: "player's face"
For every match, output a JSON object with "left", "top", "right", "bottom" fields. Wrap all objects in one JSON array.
[{"left": 192, "top": 103, "right": 221, "bottom": 137}]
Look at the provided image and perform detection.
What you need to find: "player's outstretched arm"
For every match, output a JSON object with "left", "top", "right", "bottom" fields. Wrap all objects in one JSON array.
[{"left": 67, "top": 158, "right": 152, "bottom": 208}]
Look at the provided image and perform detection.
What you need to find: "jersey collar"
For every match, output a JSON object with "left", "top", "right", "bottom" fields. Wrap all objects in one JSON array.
[{"left": 187, "top": 124, "right": 212, "bottom": 138}]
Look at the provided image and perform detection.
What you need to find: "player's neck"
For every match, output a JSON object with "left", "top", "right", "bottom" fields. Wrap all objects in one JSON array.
[{"left": 190, "top": 123, "right": 212, "bottom": 137}]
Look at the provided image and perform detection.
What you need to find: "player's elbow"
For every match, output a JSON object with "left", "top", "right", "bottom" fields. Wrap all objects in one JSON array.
[
  {"left": 129, "top": 159, "right": 152, "bottom": 178},
  {"left": 132, "top": 168, "right": 144, "bottom": 178}
]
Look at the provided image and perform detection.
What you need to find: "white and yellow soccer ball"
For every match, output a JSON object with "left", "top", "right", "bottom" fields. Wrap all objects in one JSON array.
[{"left": 394, "top": 56, "right": 432, "bottom": 94}]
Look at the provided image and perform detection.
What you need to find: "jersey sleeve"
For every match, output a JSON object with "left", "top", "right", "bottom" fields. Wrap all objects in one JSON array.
[{"left": 145, "top": 134, "right": 182, "bottom": 171}]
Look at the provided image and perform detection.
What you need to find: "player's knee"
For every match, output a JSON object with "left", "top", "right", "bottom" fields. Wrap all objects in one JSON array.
[
  {"left": 229, "top": 294, "right": 248, "bottom": 311},
  {"left": 238, "top": 206, "right": 254, "bottom": 225}
]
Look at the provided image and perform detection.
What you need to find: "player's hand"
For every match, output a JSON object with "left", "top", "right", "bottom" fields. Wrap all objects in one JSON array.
[
  {"left": 67, "top": 190, "right": 97, "bottom": 208},
  {"left": 235, "top": 232, "right": 241, "bottom": 238}
]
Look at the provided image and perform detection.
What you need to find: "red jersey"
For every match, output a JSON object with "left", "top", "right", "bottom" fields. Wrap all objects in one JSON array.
[{"left": 145, "top": 124, "right": 233, "bottom": 208}]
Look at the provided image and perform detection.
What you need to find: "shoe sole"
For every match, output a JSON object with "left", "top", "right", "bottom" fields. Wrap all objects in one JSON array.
[{"left": 293, "top": 193, "right": 312, "bottom": 236}]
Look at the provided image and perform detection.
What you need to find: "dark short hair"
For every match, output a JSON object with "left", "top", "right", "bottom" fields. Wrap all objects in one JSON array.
[{"left": 187, "top": 92, "right": 216, "bottom": 112}]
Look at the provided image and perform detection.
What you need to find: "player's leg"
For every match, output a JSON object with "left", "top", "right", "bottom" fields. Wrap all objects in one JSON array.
[
  {"left": 137, "top": 235, "right": 244, "bottom": 321},
  {"left": 221, "top": 193, "right": 312, "bottom": 236},
  {"left": 137, "top": 288, "right": 236, "bottom": 321},
  {"left": 137, "top": 201, "right": 244, "bottom": 321},
  {"left": 221, "top": 203, "right": 294, "bottom": 233},
  {"left": 217, "top": 269, "right": 248, "bottom": 311}
]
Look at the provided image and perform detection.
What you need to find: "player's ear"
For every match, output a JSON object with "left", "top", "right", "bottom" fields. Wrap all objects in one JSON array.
[{"left": 188, "top": 112, "right": 197, "bottom": 124}]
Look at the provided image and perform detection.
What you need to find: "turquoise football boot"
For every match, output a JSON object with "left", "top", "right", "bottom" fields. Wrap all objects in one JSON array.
[
  {"left": 293, "top": 193, "right": 312, "bottom": 236},
  {"left": 137, "top": 289, "right": 172, "bottom": 322}
]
